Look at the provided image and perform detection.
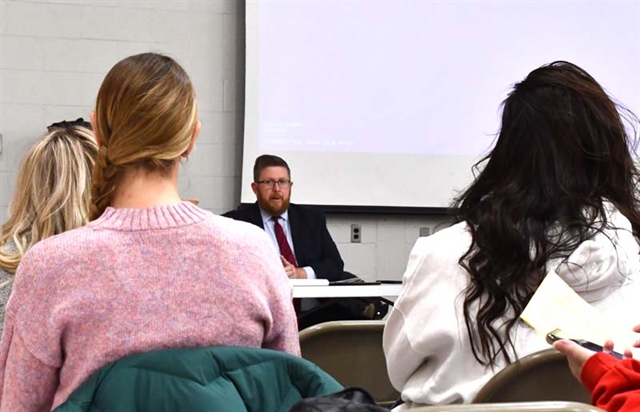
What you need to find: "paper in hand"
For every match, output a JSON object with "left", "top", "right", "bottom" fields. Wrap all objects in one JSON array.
[{"left": 520, "top": 270, "right": 636, "bottom": 353}]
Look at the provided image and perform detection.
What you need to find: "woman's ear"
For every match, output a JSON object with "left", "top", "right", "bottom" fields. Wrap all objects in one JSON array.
[
  {"left": 90, "top": 111, "right": 103, "bottom": 147},
  {"left": 182, "top": 120, "right": 201, "bottom": 158}
]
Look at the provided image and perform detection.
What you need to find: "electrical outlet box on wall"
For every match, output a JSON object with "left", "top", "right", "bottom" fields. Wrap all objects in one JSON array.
[{"left": 351, "top": 224, "right": 361, "bottom": 243}]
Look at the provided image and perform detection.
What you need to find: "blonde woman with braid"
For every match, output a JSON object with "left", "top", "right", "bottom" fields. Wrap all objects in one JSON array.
[
  {"left": 0, "top": 123, "right": 97, "bottom": 336},
  {"left": 0, "top": 53, "right": 299, "bottom": 411}
]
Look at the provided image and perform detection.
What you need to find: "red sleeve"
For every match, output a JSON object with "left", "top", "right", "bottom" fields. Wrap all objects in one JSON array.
[{"left": 580, "top": 352, "right": 640, "bottom": 412}]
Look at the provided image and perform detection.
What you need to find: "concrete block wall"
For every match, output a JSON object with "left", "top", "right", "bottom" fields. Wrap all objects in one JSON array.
[
  {"left": 328, "top": 214, "right": 450, "bottom": 281},
  {"left": 0, "top": 0, "right": 243, "bottom": 218},
  {"left": 0, "top": 0, "right": 450, "bottom": 281}
]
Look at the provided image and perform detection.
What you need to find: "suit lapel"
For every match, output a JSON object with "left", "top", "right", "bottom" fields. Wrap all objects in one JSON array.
[{"left": 250, "top": 203, "right": 265, "bottom": 229}]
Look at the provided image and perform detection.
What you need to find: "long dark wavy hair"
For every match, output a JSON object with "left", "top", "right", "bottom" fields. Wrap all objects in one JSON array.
[{"left": 453, "top": 61, "right": 640, "bottom": 367}]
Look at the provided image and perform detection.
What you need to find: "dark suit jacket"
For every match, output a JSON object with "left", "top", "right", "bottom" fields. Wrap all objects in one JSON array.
[{"left": 223, "top": 203, "right": 345, "bottom": 281}]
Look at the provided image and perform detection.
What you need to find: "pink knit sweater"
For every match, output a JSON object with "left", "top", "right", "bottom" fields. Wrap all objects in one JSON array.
[{"left": 0, "top": 202, "right": 300, "bottom": 411}]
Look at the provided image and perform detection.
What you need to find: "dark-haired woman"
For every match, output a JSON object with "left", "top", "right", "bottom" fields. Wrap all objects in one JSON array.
[{"left": 383, "top": 61, "right": 640, "bottom": 408}]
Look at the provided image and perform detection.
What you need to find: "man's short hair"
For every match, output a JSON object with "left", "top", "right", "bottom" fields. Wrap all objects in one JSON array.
[{"left": 253, "top": 154, "right": 291, "bottom": 182}]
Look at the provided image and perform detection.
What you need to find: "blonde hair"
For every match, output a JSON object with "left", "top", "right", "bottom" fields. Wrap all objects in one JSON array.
[
  {"left": 0, "top": 126, "right": 98, "bottom": 275},
  {"left": 91, "top": 53, "right": 198, "bottom": 220}
]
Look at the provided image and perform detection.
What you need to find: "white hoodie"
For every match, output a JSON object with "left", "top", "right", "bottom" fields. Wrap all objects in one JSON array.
[{"left": 383, "top": 202, "right": 640, "bottom": 408}]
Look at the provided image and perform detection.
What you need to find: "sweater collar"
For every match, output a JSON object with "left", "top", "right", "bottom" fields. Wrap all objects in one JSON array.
[{"left": 91, "top": 202, "right": 209, "bottom": 231}]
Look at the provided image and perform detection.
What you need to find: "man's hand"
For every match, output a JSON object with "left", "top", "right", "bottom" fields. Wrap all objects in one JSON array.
[
  {"left": 634, "top": 324, "right": 640, "bottom": 347},
  {"left": 280, "top": 256, "right": 307, "bottom": 279}
]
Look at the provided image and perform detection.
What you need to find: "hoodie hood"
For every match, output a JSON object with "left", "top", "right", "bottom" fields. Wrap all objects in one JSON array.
[{"left": 550, "top": 202, "right": 640, "bottom": 303}]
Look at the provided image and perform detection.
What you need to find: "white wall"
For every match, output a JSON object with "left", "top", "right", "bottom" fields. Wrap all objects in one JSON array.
[{"left": 0, "top": 0, "right": 450, "bottom": 281}]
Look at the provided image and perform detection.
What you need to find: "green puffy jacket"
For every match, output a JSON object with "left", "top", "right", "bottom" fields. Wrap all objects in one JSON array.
[{"left": 54, "top": 346, "right": 343, "bottom": 412}]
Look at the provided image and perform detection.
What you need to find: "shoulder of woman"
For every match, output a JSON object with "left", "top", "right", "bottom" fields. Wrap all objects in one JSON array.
[
  {"left": 400, "top": 222, "right": 472, "bottom": 291},
  {"left": 211, "top": 214, "right": 272, "bottom": 244},
  {"left": 409, "top": 222, "right": 471, "bottom": 262},
  {"left": 0, "top": 268, "right": 13, "bottom": 290},
  {"left": 1, "top": 238, "right": 19, "bottom": 253}
]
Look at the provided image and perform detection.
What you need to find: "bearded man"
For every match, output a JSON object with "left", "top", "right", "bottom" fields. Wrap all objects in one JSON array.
[
  {"left": 223, "top": 154, "right": 344, "bottom": 282},
  {"left": 224, "top": 155, "right": 389, "bottom": 329}
]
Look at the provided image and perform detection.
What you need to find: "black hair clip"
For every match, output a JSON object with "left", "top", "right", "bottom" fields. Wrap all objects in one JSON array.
[{"left": 47, "top": 118, "right": 92, "bottom": 132}]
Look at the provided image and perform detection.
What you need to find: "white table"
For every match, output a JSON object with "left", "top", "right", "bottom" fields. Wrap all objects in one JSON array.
[{"left": 292, "top": 283, "right": 403, "bottom": 299}]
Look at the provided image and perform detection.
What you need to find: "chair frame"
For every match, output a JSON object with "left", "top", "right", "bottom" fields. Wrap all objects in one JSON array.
[
  {"left": 408, "top": 401, "right": 605, "bottom": 412},
  {"left": 298, "top": 320, "right": 399, "bottom": 407},
  {"left": 473, "top": 349, "right": 591, "bottom": 404}
]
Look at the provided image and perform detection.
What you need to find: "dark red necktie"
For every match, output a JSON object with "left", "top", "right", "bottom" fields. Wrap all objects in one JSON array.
[
  {"left": 273, "top": 217, "right": 298, "bottom": 266},
  {"left": 273, "top": 217, "right": 301, "bottom": 314}
]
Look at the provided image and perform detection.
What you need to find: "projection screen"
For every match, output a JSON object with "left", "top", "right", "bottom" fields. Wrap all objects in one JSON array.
[{"left": 243, "top": 0, "right": 640, "bottom": 209}]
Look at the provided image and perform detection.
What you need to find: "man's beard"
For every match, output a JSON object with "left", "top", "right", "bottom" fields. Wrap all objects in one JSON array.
[{"left": 257, "top": 195, "right": 290, "bottom": 216}]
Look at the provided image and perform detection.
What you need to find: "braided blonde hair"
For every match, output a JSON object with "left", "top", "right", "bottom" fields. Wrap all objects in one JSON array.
[
  {"left": 0, "top": 126, "right": 97, "bottom": 274},
  {"left": 90, "top": 53, "right": 198, "bottom": 220}
]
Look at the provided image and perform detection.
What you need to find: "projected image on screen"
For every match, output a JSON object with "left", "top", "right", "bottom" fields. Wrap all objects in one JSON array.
[{"left": 244, "top": 0, "right": 640, "bottom": 208}]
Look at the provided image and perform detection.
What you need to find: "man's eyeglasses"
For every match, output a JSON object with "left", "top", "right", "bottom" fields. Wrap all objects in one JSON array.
[{"left": 256, "top": 179, "right": 292, "bottom": 188}]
